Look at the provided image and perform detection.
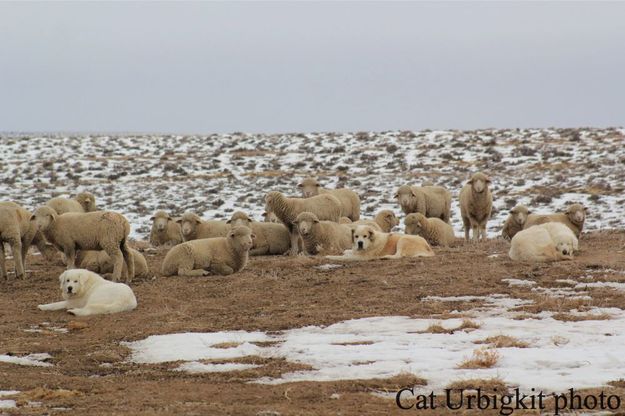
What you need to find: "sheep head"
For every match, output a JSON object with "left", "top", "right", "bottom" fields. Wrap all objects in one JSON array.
[
  {"left": 467, "top": 172, "right": 491, "bottom": 193},
  {"left": 151, "top": 210, "right": 172, "bottom": 232},
  {"left": 298, "top": 177, "right": 321, "bottom": 198},
  {"left": 228, "top": 226, "right": 255, "bottom": 252},
  {"left": 32, "top": 206, "right": 58, "bottom": 231},
  {"left": 509, "top": 205, "right": 530, "bottom": 226}
]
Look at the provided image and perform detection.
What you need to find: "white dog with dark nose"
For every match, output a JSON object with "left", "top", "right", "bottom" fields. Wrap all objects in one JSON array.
[{"left": 38, "top": 269, "right": 137, "bottom": 316}]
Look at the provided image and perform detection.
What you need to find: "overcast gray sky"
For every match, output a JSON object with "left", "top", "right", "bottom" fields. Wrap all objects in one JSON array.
[{"left": 0, "top": 1, "right": 623, "bottom": 134}]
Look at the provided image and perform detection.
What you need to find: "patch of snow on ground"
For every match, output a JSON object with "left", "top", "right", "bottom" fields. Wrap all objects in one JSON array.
[
  {"left": 502, "top": 278, "right": 536, "bottom": 287},
  {"left": 0, "top": 353, "right": 52, "bottom": 367},
  {"left": 176, "top": 362, "right": 260, "bottom": 374},
  {"left": 0, "top": 391, "right": 18, "bottom": 410}
]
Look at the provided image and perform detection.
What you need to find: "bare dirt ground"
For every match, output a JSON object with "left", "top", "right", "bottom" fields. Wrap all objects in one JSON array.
[{"left": 2, "top": 231, "right": 625, "bottom": 415}]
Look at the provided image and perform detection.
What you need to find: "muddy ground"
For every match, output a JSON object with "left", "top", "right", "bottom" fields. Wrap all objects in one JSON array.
[{"left": 2, "top": 232, "right": 625, "bottom": 415}]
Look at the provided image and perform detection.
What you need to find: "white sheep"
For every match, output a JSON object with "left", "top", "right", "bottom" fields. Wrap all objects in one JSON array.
[
  {"left": 509, "top": 222, "right": 578, "bottom": 262},
  {"left": 459, "top": 172, "right": 493, "bottom": 241},
  {"left": 32, "top": 206, "right": 134, "bottom": 282},
  {"left": 524, "top": 203, "right": 587, "bottom": 238},
  {"left": 262, "top": 210, "right": 280, "bottom": 223},
  {"left": 501, "top": 205, "right": 531, "bottom": 240},
  {"left": 46, "top": 192, "right": 97, "bottom": 214},
  {"left": 404, "top": 212, "right": 455, "bottom": 247},
  {"left": 265, "top": 191, "right": 342, "bottom": 255},
  {"left": 77, "top": 248, "right": 150, "bottom": 279},
  {"left": 161, "top": 226, "right": 254, "bottom": 277},
  {"left": 298, "top": 177, "right": 361, "bottom": 221},
  {"left": 395, "top": 185, "right": 452, "bottom": 223},
  {"left": 226, "top": 211, "right": 290, "bottom": 255},
  {"left": 294, "top": 212, "right": 352, "bottom": 255},
  {"left": 0, "top": 202, "right": 35, "bottom": 279},
  {"left": 177, "top": 212, "right": 230, "bottom": 241},
  {"left": 149, "top": 210, "right": 183, "bottom": 246}
]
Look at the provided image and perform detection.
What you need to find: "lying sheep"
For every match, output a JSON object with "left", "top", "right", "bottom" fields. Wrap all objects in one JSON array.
[
  {"left": 501, "top": 205, "right": 531, "bottom": 240},
  {"left": 395, "top": 185, "right": 452, "bottom": 223},
  {"left": 459, "top": 172, "right": 493, "bottom": 241},
  {"left": 524, "top": 203, "right": 587, "bottom": 238},
  {"left": 161, "top": 226, "right": 254, "bottom": 277},
  {"left": 342, "top": 210, "right": 399, "bottom": 233},
  {"left": 32, "top": 206, "right": 134, "bottom": 282},
  {"left": 77, "top": 248, "right": 150, "bottom": 279},
  {"left": 262, "top": 211, "right": 280, "bottom": 223},
  {"left": 177, "top": 212, "right": 230, "bottom": 242},
  {"left": 149, "top": 210, "right": 183, "bottom": 246},
  {"left": 265, "top": 191, "right": 342, "bottom": 255},
  {"left": 294, "top": 212, "right": 352, "bottom": 255},
  {"left": 46, "top": 192, "right": 97, "bottom": 214},
  {"left": 509, "top": 222, "right": 578, "bottom": 262},
  {"left": 298, "top": 177, "right": 361, "bottom": 221},
  {"left": 226, "top": 211, "right": 290, "bottom": 255},
  {"left": 404, "top": 213, "right": 455, "bottom": 247}
]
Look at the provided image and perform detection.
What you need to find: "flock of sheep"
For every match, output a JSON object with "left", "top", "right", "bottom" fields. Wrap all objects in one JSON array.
[{"left": 0, "top": 171, "right": 588, "bottom": 283}]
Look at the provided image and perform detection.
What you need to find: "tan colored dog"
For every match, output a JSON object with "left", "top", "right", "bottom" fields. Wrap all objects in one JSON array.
[{"left": 326, "top": 225, "right": 434, "bottom": 261}]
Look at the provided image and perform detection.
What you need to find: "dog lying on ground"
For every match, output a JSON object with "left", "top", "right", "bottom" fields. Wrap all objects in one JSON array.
[
  {"left": 326, "top": 225, "right": 434, "bottom": 261},
  {"left": 38, "top": 269, "right": 137, "bottom": 316}
]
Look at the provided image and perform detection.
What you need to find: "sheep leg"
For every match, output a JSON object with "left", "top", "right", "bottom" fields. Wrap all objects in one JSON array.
[
  {"left": 121, "top": 241, "right": 134, "bottom": 283},
  {"left": 65, "top": 246, "right": 77, "bottom": 269},
  {"left": 211, "top": 263, "right": 234, "bottom": 276},
  {"left": 480, "top": 225, "right": 487, "bottom": 241},
  {"left": 289, "top": 229, "right": 300, "bottom": 256},
  {"left": 107, "top": 248, "right": 124, "bottom": 282},
  {"left": 471, "top": 226, "right": 480, "bottom": 242},
  {"left": 0, "top": 244, "right": 6, "bottom": 280},
  {"left": 11, "top": 240, "right": 25, "bottom": 279},
  {"left": 177, "top": 267, "right": 210, "bottom": 277}
]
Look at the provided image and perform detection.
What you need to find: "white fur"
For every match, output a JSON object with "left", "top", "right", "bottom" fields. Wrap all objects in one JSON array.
[
  {"left": 38, "top": 269, "right": 137, "bottom": 316},
  {"left": 509, "top": 222, "right": 578, "bottom": 262}
]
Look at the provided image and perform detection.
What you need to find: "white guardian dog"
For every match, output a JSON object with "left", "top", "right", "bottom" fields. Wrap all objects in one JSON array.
[{"left": 38, "top": 269, "right": 137, "bottom": 316}]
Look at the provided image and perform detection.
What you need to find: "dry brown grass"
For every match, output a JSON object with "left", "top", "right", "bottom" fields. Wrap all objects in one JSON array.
[
  {"left": 446, "top": 377, "right": 508, "bottom": 394},
  {"left": 212, "top": 342, "right": 241, "bottom": 349},
  {"left": 457, "top": 348, "right": 500, "bottom": 369},
  {"left": 552, "top": 312, "right": 612, "bottom": 322},
  {"left": 422, "top": 322, "right": 453, "bottom": 334},
  {"left": 457, "top": 319, "right": 481, "bottom": 331},
  {"left": 421, "top": 319, "right": 480, "bottom": 335},
  {"left": 331, "top": 341, "right": 375, "bottom": 346},
  {"left": 474, "top": 335, "right": 529, "bottom": 348}
]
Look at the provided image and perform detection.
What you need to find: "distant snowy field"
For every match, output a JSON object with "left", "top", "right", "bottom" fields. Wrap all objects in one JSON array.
[{"left": 1, "top": 128, "right": 623, "bottom": 239}]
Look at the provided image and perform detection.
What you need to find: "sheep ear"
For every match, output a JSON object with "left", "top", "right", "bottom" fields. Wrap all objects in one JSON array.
[
  {"left": 313, "top": 219, "right": 319, "bottom": 224},
  {"left": 150, "top": 216, "right": 155, "bottom": 221},
  {"left": 226, "top": 219, "right": 231, "bottom": 224},
  {"left": 467, "top": 179, "right": 473, "bottom": 185},
  {"left": 251, "top": 233, "right": 256, "bottom": 240},
  {"left": 30, "top": 214, "right": 36, "bottom": 222},
  {"left": 485, "top": 176, "right": 492, "bottom": 183},
  {"left": 228, "top": 231, "right": 235, "bottom": 238},
  {"left": 527, "top": 210, "right": 532, "bottom": 215},
  {"left": 297, "top": 183, "right": 303, "bottom": 188},
  {"left": 393, "top": 193, "right": 399, "bottom": 199},
  {"left": 175, "top": 218, "right": 182, "bottom": 224},
  {"left": 261, "top": 212, "right": 268, "bottom": 217},
  {"left": 583, "top": 206, "right": 589, "bottom": 213},
  {"left": 411, "top": 190, "right": 418, "bottom": 197}
]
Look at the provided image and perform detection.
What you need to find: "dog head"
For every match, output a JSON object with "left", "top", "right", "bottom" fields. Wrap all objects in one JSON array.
[
  {"left": 297, "top": 177, "right": 321, "bottom": 198},
  {"left": 467, "top": 172, "right": 491, "bottom": 194},
  {"left": 555, "top": 240, "right": 574, "bottom": 259},
  {"left": 59, "top": 269, "right": 90, "bottom": 299},
  {"left": 351, "top": 225, "right": 377, "bottom": 251}
]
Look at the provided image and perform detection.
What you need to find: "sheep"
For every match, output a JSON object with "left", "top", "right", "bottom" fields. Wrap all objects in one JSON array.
[
  {"left": 76, "top": 248, "right": 150, "bottom": 279},
  {"left": 501, "top": 205, "right": 531, "bottom": 240},
  {"left": 509, "top": 222, "right": 578, "bottom": 262},
  {"left": 0, "top": 202, "right": 35, "bottom": 279},
  {"left": 149, "top": 210, "right": 183, "bottom": 246},
  {"left": 226, "top": 211, "right": 290, "bottom": 255},
  {"left": 265, "top": 191, "right": 342, "bottom": 255},
  {"left": 177, "top": 212, "right": 230, "bottom": 242},
  {"left": 404, "top": 212, "right": 455, "bottom": 247},
  {"left": 262, "top": 210, "right": 280, "bottom": 223},
  {"left": 298, "top": 177, "right": 361, "bottom": 221},
  {"left": 293, "top": 212, "right": 352, "bottom": 255},
  {"left": 339, "top": 217, "right": 352, "bottom": 224},
  {"left": 161, "top": 226, "right": 254, "bottom": 277},
  {"left": 342, "top": 210, "right": 399, "bottom": 233},
  {"left": 524, "top": 203, "right": 587, "bottom": 238},
  {"left": 395, "top": 185, "right": 452, "bottom": 223},
  {"left": 459, "top": 172, "right": 493, "bottom": 241},
  {"left": 32, "top": 206, "right": 134, "bottom": 282},
  {"left": 46, "top": 192, "right": 97, "bottom": 214}
]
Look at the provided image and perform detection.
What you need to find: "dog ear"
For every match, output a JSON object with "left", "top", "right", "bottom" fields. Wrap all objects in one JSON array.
[
  {"left": 351, "top": 228, "right": 355, "bottom": 242},
  {"left": 58, "top": 271, "right": 66, "bottom": 283},
  {"left": 368, "top": 229, "right": 375, "bottom": 241}
]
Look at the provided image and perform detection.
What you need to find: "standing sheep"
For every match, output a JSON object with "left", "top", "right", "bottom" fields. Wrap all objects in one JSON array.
[
  {"left": 76, "top": 248, "right": 150, "bottom": 279},
  {"left": 509, "top": 222, "right": 578, "bottom": 262},
  {"left": 501, "top": 205, "right": 531, "bottom": 240},
  {"left": 177, "top": 212, "right": 230, "bottom": 242},
  {"left": 265, "top": 191, "right": 342, "bottom": 255},
  {"left": 404, "top": 213, "right": 455, "bottom": 247},
  {"left": 298, "top": 177, "right": 361, "bottom": 221},
  {"left": 293, "top": 212, "right": 352, "bottom": 255},
  {"left": 161, "top": 226, "right": 254, "bottom": 277},
  {"left": 149, "top": 210, "right": 183, "bottom": 246},
  {"left": 524, "top": 203, "right": 587, "bottom": 238},
  {"left": 395, "top": 185, "right": 452, "bottom": 223},
  {"left": 46, "top": 192, "right": 97, "bottom": 214},
  {"left": 459, "top": 172, "right": 493, "bottom": 241},
  {"left": 226, "top": 211, "right": 290, "bottom": 255},
  {"left": 32, "top": 206, "right": 134, "bottom": 282}
]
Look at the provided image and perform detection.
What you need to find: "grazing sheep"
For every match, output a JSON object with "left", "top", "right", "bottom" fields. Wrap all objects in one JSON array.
[
  {"left": 265, "top": 191, "right": 342, "bottom": 255},
  {"left": 459, "top": 172, "right": 493, "bottom": 241},
  {"left": 404, "top": 213, "right": 455, "bottom": 247},
  {"left": 161, "top": 226, "right": 254, "bottom": 277},
  {"left": 76, "top": 248, "right": 150, "bottom": 279},
  {"left": 226, "top": 211, "right": 290, "bottom": 255},
  {"left": 501, "top": 205, "right": 531, "bottom": 240},
  {"left": 46, "top": 192, "right": 97, "bottom": 214},
  {"left": 294, "top": 212, "right": 352, "bottom": 255},
  {"left": 32, "top": 206, "right": 134, "bottom": 282},
  {"left": 262, "top": 211, "right": 280, "bottom": 223},
  {"left": 177, "top": 212, "right": 230, "bottom": 242},
  {"left": 524, "top": 203, "right": 587, "bottom": 238},
  {"left": 509, "top": 222, "right": 578, "bottom": 262},
  {"left": 395, "top": 185, "right": 452, "bottom": 223},
  {"left": 298, "top": 177, "right": 361, "bottom": 221},
  {"left": 149, "top": 210, "right": 183, "bottom": 246}
]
